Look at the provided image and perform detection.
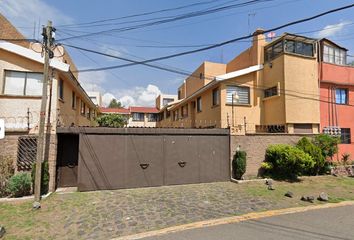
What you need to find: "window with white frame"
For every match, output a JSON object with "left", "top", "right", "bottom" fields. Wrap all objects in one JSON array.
[
  {"left": 3, "top": 71, "right": 43, "bottom": 96},
  {"left": 147, "top": 113, "right": 157, "bottom": 122},
  {"left": 335, "top": 88, "right": 348, "bottom": 105},
  {"left": 226, "top": 86, "right": 250, "bottom": 104},
  {"left": 58, "top": 79, "right": 64, "bottom": 100},
  {"left": 323, "top": 45, "right": 346, "bottom": 65},
  {"left": 197, "top": 97, "right": 202, "bottom": 112},
  {"left": 132, "top": 112, "right": 144, "bottom": 121},
  {"left": 212, "top": 88, "right": 219, "bottom": 106}
]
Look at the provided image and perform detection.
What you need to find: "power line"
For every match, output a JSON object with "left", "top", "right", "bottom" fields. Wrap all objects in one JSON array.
[
  {"left": 57, "top": 0, "right": 228, "bottom": 27},
  {"left": 61, "top": 34, "right": 354, "bottom": 107},
  {"left": 61, "top": 3, "right": 354, "bottom": 72},
  {"left": 57, "top": 0, "right": 273, "bottom": 41}
]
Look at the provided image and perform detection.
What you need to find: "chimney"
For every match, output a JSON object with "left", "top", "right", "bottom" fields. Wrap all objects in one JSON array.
[{"left": 252, "top": 28, "right": 266, "bottom": 65}]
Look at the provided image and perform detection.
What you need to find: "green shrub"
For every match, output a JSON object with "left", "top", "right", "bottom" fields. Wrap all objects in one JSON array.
[
  {"left": 97, "top": 114, "right": 127, "bottom": 128},
  {"left": 296, "top": 137, "right": 325, "bottom": 175},
  {"left": 0, "top": 156, "right": 15, "bottom": 197},
  {"left": 313, "top": 134, "right": 339, "bottom": 160},
  {"left": 232, "top": 150, "right": 247, "bottom": 180},
  {"left": 6, "top": 173, "right": 32, "bottom": 198},
  {"left": 263, "top": 144, "right": 315, "bottom": 179},
  {"left": 31, "top": 161, "right": 49, "bottom": 195},
  {"left": 341, "top": 153, "right": 351, "bottom": 165}
]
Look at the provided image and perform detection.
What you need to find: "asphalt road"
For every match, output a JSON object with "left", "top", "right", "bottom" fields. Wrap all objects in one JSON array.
[{"left": 142, "top": 205, "right": 354, "bottom": 240}]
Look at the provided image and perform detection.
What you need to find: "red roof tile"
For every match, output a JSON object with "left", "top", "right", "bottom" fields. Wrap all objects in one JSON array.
[
  {"left": 130, "top": 106, "right": 159, "bottom": 113},
  {"left": 99, "top": 107, "right": 130, "bottom": 114}
]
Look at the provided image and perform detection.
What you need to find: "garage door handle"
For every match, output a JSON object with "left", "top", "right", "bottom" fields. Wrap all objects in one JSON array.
[
  {"left": 178, "top": 161, "right": 186, "bottom": 168},
  {"left": 140, "top": 163, "right": 149, "bottom": 170},
  {"left": 67, "top": 163, "right": 75, "bottom": 168}
]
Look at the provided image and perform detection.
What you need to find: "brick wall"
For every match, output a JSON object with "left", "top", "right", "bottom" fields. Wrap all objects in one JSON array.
[
  {"left": 231, "top": 134, "right": 316, "bottom": 178},
  {"left": 0, "top": 133, "right": 22, "bottom": 169},
  {"left": 0, "top": 132, "right": 57, "bottom": 192},
  {"left": 0, "top": 14, "right": 30, "bottom": 48}
]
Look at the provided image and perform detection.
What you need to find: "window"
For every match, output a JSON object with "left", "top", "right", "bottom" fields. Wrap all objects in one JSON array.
[
  {"left": 340, "top": 128, "right": 351, "bottom": 144},
  {"left": 166, "top": 110, "right": 171, "bottom": 118},
  {"left": 162, "top": 98, "right": 174, "bottom": 106},
  {"left": 132, "top": 113, "right": 144, "bottom": 121},
  {"left": 71, "top": 91, "right": 76, "bottom": 109},
  {"left": 197, "top": 97, "right": 202, "bottom": 112},
  {"left": 3, "top": 71, "right": 43, "bottom": 96},
  {"left": 212, "top": 88, "right": 219, "bottom": 106},
  {"left": 87, "top": 108, "right": 91, "bottom": 120},
  {"left": 178, "top": 90, "right": 182, "bottom": 100},
  {"left": 58, "top": 79, "right": 64, "bottom": 100},
  {"left": 80, "top": 100, "right": 86, "bottom": 115},
  {"left": 265, "top": 41, "right": 283, "bottom": 62},
  {"left": 335, "top": 88, "right": 348, "bottom": 105},
  {"left": 147, "top": 113, "right": 157, "bottom": 122},
  {"left": 173, "top": 110, "right": 179, "bottom": 121},
  {"left": 226, "top": 86, "right": 250, "bottom": 105},
  {"left": 265, "top": 39, "right": 314, "bottom": 62},
  {"left": 182, "top": 104, "right": 188, "bottom": 117},
  {"left": 323, "top": 44, "right": 346, "bottom": 65},
  {"left": 264, "top": 86, "right": 278, "bottom": 98},
  {"left": 199, "top": 73, "right": 203, "bottom": 79}
]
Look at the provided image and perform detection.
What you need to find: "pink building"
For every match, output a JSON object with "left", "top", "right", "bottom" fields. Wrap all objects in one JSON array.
[{"left": 319, "top": 39, "right": 354, "bottom": 161}]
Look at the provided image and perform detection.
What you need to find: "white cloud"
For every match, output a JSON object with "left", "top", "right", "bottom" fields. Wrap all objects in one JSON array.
[
  {"left": 0, "top": 0, "right": 74, "bottom": 38},
  {"left": 315, "top": 20, "right": 352, "bottom": 39},
  {"left": 102, "top": 93, "right": 116, "bottom": 107},
  {"left": 99, "top": 44, "right": 128, "bottom": 61},
  {"left": 79, "top": 70, "right": 107, "bottom": 93},
  {"left": 116, "top": 84, "right": 161, "bottom": 107}
]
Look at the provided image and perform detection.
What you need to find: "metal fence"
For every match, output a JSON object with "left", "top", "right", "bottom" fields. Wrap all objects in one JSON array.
[{"left": 17, "top": 136, "right": 38, "bottom": 171}]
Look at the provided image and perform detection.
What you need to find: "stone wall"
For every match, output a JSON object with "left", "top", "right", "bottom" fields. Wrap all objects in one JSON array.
[{"left": 231, "top": 134, "right": 316, "bottom": 178}]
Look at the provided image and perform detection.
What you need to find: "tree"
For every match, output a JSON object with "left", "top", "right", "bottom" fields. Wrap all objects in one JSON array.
[
  {"left": 349, "top": 61, "right": 354, "bottom": 67},
  {"left": 108, "top": 99, "right": 122, "bottom": 108},
  {"left": 97, "top": 114, "right": 127, "bottom": 128},
  {"left": 312, "top": 134, "right": 339, "bottom": 160}
]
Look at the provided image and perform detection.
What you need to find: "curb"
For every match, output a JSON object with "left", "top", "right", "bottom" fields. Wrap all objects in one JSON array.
[
  {"left": 111, "top": 200, "right": 354, "bottom": 240},
  {"left": 0, "top": 192, "right": 52, "bottom": 203}
]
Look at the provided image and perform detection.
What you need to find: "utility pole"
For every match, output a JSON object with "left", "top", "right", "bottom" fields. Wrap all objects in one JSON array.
[{"left": 34, "top": 21, "right": 54, "bottom": 206}]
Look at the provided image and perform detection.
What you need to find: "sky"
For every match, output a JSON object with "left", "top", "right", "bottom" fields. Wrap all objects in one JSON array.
[{"left": 1, "top": 0, "right": 354, "bottom": 107}]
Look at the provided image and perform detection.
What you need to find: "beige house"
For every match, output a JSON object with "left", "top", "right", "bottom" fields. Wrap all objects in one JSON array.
[
  {"left": 157, "top": 30, "right": 320, "bottom": 135},
  {"left": 100, "top": 106, "right": 159, "bottom": 127},
  {"left": 0, "top": 15, "right": 97, "bottom": 192}
]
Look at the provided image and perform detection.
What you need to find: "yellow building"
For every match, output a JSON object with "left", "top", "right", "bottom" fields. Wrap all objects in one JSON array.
[
  {"left": 0, "top": 15, "right": 97, "bottom": 192},
  {"left": 157, "top": 30, "right": 320, "bottom": 135}
]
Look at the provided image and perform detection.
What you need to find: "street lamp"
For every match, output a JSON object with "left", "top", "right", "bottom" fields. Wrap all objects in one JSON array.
[{"left": 232, "top": 92, "right": 239, "bottom": 127}]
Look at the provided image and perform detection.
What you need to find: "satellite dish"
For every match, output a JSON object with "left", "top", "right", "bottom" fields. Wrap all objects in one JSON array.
[
  {"left": 30, "top": 42, "right": 42, "bottom": 53},
  {"left": 54, "top": 45, "right": 65, "bottom": 57}
]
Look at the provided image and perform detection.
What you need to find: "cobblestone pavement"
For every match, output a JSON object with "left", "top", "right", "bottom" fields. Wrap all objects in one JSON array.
[{"left": 2, "top": 177, "right": 353, "bottom": 240}]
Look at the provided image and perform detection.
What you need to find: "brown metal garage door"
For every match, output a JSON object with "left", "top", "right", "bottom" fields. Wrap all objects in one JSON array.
[{"left": 57, "top": 128, "right": 230, "bottom": 191}]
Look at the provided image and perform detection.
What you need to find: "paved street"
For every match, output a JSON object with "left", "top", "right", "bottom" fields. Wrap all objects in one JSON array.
[
  {"left": 142, "top": 205, "right": 354, "bottom": 240},
  {"left": 1, "top": 176, "right": 354, "bottom": 239}
]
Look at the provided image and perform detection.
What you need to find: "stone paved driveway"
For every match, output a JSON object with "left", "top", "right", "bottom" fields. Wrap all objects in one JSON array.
[
  {"left": 2, "top": 177, "right": 353, "bottom": 240},
  {"left": 57, "top": 182, "right": 277, "bottom": 239}
]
